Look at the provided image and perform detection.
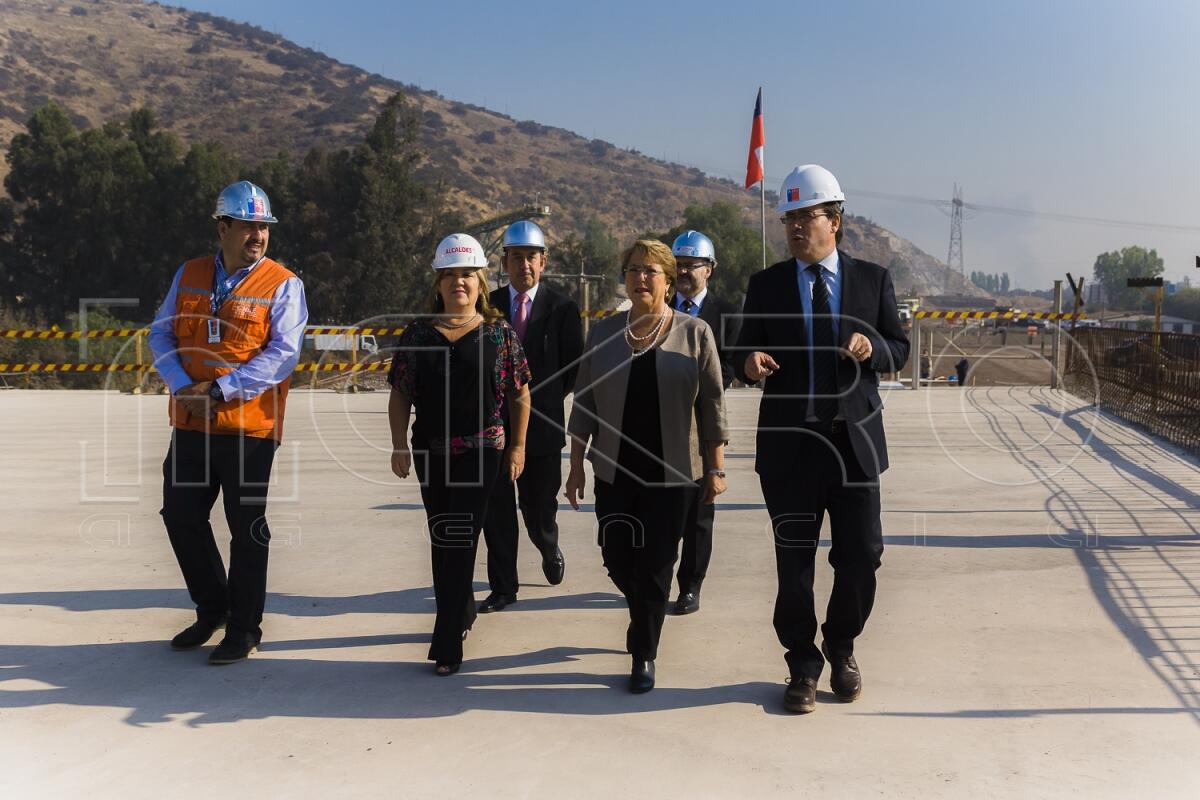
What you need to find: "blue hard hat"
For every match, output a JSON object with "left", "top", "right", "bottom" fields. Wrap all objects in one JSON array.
[
  {"left": 212, "top": 180, "right": 279, "bottom": 224},
  {"left": 671, "top": 230, "right": 716, "bottom": 263},
  {"left": 502, "top": 220, "right": 546, "bottom": 250}
]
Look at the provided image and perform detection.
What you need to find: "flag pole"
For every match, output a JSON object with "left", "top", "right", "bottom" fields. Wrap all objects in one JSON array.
[{"left": 759, "top": 87, "right": 766, "bottom": 270}]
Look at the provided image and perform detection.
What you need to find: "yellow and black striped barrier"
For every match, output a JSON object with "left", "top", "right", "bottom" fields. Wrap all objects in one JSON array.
[
  {"left": 0, "top": 328, "right": 149, "bottom": 339},
  {"left": 294, "top": 362, "right": 389, "bottom": 372},
  {"left": 0, "top": 361, "right": 391, "bottom": 374},
  {"left": 912, "top": 311, "right": 1084, "bottom": 320},
  {"left": 302, "top": 327, "right": 407, "bottom": 335},
  {"left": 0, "top": 362, "right": 152, "bottom": 373},
  {"left": 3, "top": 310, "right": 625, "bottom": 340}
]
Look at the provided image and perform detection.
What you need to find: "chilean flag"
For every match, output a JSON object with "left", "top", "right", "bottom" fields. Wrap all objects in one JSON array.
[{"left": 744, "top": 88, "right": 765, "bottom": 190}]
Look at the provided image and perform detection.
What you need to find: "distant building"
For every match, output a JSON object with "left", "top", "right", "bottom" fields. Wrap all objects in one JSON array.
[{"left": 1106, "top": 314, "right": 1199, "bottom": 335}]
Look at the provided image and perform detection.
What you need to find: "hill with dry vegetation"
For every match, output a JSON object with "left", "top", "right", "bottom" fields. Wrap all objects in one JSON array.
[{"left": 0, "top": 0, "right": 986, "bottom": 298}]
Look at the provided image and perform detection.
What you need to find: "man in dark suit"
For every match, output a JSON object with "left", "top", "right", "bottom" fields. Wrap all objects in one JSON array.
[
  {"left": 734, "top": 165, "right": 908, "bottom": 714},
  {"left": 479, "top": 220, "right": 585, "bottom": 612},
  {"left": 668, "top": 230, "right": 742, "bottom": 616}
]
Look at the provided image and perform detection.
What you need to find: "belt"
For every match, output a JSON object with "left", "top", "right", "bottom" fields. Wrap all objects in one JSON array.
[{"left": 801, "top": 419, "right": 846, "bottom": 434}]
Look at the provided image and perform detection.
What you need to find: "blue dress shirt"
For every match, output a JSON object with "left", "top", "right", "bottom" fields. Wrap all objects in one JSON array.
[{"left": 149, "top": 251, "right": 309, "bottom": 400}]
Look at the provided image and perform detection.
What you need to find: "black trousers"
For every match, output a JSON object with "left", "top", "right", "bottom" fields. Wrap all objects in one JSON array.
[
  {"left": 759, "top": 427, "right": 884, "bottom": 680},
  {"left": 594, "top": 478, "right": 692, "bottom": 661},
  {"left": 676, "top": 477, "right": 714, "bottom": 593},
  {"left": 482, "top": 452, "right": 562, "bottom": 595},
  {"left": 161, "top": 429, "right": 279, "bottom": 640},
  {"left": 415, "top": 448, "right": 503, "bottom": 664}
]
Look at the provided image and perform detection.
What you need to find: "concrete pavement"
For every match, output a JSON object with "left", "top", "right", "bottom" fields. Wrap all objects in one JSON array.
[{"left": 1, "top": 386, "right": 1198, "bottom": 797}]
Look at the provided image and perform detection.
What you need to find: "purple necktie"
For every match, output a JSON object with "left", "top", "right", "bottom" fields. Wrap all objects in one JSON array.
[{"left": 513, "top": 293, "right": 530, "bottom": 341}]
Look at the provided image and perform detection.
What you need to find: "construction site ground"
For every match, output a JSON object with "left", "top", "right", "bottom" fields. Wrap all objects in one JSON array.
[{"left": 2, "top": 386, "right": 1198, "bottom": 798}]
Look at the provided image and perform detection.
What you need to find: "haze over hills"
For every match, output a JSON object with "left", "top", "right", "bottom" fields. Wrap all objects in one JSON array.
[{"left": 0, "top": 0, "right": 987, "bottom": 299}]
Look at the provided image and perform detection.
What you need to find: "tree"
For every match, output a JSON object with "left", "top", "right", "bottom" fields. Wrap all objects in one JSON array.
[
  {"left": 1164, "top": 287, "right": 1200, "bottom": 322},
  {"left": 1093, "top": 246, "right": 1164, "bottom": 310},
  {"left": 656, "top": 200, "right": 775, "bottom": 302},
  {"left": 552, "top": 217, "right": 621, "bottom": 310},
  {"left": 4, "top": 104, "right": 244, "bottom": 319},
  {"left": 283, "top": 93, "right": 452, "bottom": 322}
]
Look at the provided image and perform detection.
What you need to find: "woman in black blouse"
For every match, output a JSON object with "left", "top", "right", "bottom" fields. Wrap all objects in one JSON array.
[
  {"left": 389, "top": 234, "right": 531, "bottom": 676},
  {"left": 565, "top": 240, "right": 728, "bottom": 693}
]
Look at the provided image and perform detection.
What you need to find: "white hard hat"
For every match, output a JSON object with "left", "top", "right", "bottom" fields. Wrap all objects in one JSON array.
[
  {"left": 776, "top": 164, "right": 845, "bottom": 215},
  {"left": 432, "top": 233, "right": 488, "bottom": 270}
]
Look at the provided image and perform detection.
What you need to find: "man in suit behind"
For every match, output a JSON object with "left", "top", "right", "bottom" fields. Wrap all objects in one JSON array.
[
  {"left": 480, "top": 220, "right": 585, "bottom": 612},
  {"left": 668, "top": 230, "right": 741, "bottom": 616},
  {"left": 734, "top": 165, "right": 908, "bottom": 714}
]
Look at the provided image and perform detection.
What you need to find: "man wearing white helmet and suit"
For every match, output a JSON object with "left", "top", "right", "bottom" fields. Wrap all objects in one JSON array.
[{"left": 735, "top": 165, "right": 908, "bottom": 713}]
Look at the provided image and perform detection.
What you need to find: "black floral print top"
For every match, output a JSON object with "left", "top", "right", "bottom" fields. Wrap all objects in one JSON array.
[{"left": 388, "top": 319, "right": 531, "bottom": 455}]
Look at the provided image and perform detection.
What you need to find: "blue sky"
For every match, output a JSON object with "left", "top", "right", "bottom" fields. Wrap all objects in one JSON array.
[{"left": 175, "top": 0, "right": 1200, "bottom": 289}]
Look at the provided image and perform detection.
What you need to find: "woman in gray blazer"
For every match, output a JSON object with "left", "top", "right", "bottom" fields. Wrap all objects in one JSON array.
[{"left": 565, "top": 239, "right": 729, "bottom": 693}]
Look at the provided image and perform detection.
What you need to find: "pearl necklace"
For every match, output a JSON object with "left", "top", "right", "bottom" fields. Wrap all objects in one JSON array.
[{"left": 625, "top": 308, "right": 668, "bottom": 357}]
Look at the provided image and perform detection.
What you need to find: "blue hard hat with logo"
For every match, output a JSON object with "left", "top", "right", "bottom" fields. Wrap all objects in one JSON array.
[
  {"left": 212, "top": 180, "right": 279, "bottom": 224},
  {"left": 671, "top": 230, "right": 716, "bottom": 263},
  {"left": 502, "top": 220, "right": 546, "bottom": 250}
]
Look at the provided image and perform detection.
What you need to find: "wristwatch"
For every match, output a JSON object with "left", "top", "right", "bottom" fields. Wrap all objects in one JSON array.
[
  {"left": 208, "top": 382, "right": 224, "bottom": 402},
  {"left": 707, "top": 469, "right": 726, "bottom": 478}
]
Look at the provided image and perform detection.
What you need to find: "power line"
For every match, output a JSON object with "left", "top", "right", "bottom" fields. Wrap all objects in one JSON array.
[{"left": 687, "top": 159, "right": 1200, "bottom": 235}]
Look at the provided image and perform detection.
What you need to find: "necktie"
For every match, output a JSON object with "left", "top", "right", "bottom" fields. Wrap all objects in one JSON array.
[
  {"left": 513, "top": 293, "right": 530, "bottom": 341},
  {"left": 807, "top": 264, "right": 838, "bottom": 422},
  {"left": 681, "top": 298, "right": 695, "bottom": 315}
]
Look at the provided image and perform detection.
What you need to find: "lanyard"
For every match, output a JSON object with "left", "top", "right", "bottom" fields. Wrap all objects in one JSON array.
[{"left": 211, "top": 252, "right": 255, "bottom": 316}]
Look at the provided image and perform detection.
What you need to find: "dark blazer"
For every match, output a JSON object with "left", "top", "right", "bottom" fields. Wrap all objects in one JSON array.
[
  {"left": 733, "top": 251, "right": 909, "bottom": 478},
  {"left": 680, "top": 290, "right": 743, "bottom": 390},
  {"left": 491, "top": 283, "right": 585, "bottom": 456}
]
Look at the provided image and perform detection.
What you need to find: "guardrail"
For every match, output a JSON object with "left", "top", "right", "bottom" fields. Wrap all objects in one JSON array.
[{"left": 1063, "top": 327, "right": 1200, "bottom": 456}]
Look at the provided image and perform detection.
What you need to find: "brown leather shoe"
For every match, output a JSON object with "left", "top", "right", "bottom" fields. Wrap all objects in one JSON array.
[
  {"left": 783, "top": 676, "right": 817, "bottom": 714},
  {"left": 821, "top": 641, "right": 862, "bottom": 701}
]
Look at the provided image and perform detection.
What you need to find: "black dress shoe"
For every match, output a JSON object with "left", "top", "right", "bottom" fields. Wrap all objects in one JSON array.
[
  {"left": 170, "top": 618, "right": 226, "bottom": 651},
  {"left": 821, "top": 641, "right": 862, "bottom": 701},
  {"left": 478, "top": 592, "right": 517, "bottom": 613},
  {"left": 208, "top": 632, "right": 260, "bottom": 665},
  {"left": 783, "top": 676, "right": 817, "bottom": 714},
  {"left": 629, "top": 659, "right": 655, "bottom": 693},
  {"left": 672, "top": 591, "right": 700, "bottom": 616},
  {"left": 541, "top": 548, "right": 565, "bottom": 586}
]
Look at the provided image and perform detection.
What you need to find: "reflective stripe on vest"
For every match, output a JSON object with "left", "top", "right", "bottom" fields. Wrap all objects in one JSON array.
[{"left": 169, "top": 255, "right": 296, "bottom": 441}]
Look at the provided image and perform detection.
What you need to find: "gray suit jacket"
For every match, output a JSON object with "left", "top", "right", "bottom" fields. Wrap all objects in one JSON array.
[{"left": 567, "top": 311, "right": 728, "bottom": 486}]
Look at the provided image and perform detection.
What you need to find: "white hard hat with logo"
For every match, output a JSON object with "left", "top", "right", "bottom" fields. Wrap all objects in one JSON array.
[
  {"left": 776, "top": 164, "right": 845, "bottom": 215},
  {"left": 432, "top": 233, "right": 489, "bottom": 270}
]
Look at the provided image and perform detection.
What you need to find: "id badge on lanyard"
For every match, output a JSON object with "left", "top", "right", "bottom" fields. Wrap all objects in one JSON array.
[{"left": 207, "top": 318, "right": 221, "bottom": 344}]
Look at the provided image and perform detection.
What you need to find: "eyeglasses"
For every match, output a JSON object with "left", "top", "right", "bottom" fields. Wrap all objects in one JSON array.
[
  {"left": 780, "top": 211, "right": 831, "bottom": 226},
  {"left": 676, "top": 263, "right": 712, "bottom": 273},
  {"left": 623, "top": 267, "right": 665, "bottom": 278}
]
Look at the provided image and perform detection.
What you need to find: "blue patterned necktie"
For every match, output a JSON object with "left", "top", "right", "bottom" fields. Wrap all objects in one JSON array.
[{"left": 807, "top": 264, "right": 838, "bottom": 422}]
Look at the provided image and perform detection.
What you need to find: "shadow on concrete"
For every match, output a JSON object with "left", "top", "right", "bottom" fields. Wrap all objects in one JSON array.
[
  {"left": 0, "top": 588, "right": 624, "bottom": 616},
  {"left": 969, "top": 387, "right": 1200, "bottom": 726},
  {"left": 0, "top": 640, "right": 783, "bottom": 725},
  {"left": 862, "top": 707, "right": 1197, "bottom": 719}
]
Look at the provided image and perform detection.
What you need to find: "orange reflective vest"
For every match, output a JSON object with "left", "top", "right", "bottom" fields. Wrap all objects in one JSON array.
[{"left": 169, "top": 255, "right": 296, "bottom": 441}]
